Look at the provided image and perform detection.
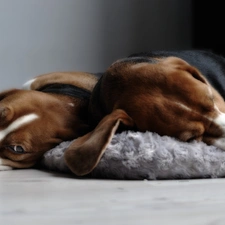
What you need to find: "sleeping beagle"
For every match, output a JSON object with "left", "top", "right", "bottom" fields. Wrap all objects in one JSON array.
[
  {"left": 64, "top": 50, "right": 225, "bottom": 176},
  {"left": 0, "top": 71, "right": 99, "bottom": 170}
]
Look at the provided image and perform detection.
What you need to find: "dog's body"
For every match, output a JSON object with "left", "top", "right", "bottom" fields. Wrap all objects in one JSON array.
[
  {"left": 2, "top": 49, "right": 225, "bottom": 177},
  {"left": 0, "top": 71, "right": 99, "bottom": 170},
  {"left": 89, "top": 50, "right": 225, "bottom": 125},
  {"left": 64, "top": 50, "right": 225, "bottom": 176}
]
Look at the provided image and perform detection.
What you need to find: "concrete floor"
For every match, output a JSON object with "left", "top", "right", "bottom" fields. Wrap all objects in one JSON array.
[{"left": 1, "top": 169, "right": 225, "bottom": 225}]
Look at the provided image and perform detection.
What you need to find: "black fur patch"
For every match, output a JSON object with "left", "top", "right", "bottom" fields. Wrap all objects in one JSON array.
[
  {"left": 39, "top": 83, "right": 91, "bottom": 100},
  {"left": 118, "top": 56, "right": 157, "bottom": 64}
]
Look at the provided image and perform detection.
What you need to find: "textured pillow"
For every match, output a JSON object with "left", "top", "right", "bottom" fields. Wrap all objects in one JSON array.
[{"left": 40, "top": 131, "right": 225, "bottom": 180}]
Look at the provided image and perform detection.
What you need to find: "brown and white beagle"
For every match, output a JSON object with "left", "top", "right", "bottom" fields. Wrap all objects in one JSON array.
[
  {"left": 64, "top": 50, "right": 225, "bottom": 176},
  {"left": 0, "top": 71, "right": 99, "bottom": 171},
  {"left": 2, "top": 50, "right": 225, "bottom": 177}
]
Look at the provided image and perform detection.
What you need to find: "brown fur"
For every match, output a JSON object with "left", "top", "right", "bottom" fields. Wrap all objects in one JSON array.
[
  {"left": 64, "top": 57, "right": 225, "bottom": 176},
  {"left": 2, "top": 55, "right": 225, "bottom": 176}
]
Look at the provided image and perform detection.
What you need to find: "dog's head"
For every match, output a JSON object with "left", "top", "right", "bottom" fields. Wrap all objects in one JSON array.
[
  {"left": 118, "top": 56, "right": 225, "bottom": 146},
  {"left": 64, "top": 56, "right": 225, "bottom": 176},
  {"left": 0, "top": 72, "right": 98, "bottom": 170}
]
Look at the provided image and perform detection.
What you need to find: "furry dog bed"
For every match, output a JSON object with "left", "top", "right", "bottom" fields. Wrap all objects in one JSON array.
[{"left": 40, "top": 131, "right": 225, "bottom": 180}]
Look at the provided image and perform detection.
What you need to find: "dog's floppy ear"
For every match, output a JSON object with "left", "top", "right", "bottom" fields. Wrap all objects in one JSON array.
[{"left": 64, "top": 109, "right": 134, "bottom": 176}]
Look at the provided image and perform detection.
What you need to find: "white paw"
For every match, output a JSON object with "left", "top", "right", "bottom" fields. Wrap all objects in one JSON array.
[{"left": 0, "top": 165, "right": 13, "bottom": 171}]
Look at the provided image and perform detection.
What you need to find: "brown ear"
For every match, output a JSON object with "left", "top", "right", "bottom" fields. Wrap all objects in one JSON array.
[{"left": 64, "top": 109, "right": 134, "bottom": 176}]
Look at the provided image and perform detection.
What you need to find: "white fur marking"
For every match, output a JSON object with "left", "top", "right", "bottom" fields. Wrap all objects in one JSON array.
[
  {"left": 22, "top": 78, "right": 36, "bottom": 90},
  {"left": 214, "top": 113, "right": 225, "bottom": 128},
  {"left": 174, "top": 102, "right": 192, "bottom": 112},
  {"left": 212, "top": 113, "right": 225, "bottom": 150},
  {"left": 68, "top": 103, "right": 74, "bottom": 107},
  {"left": 0, "top": 113, "right": 39, "bottom": 141}
]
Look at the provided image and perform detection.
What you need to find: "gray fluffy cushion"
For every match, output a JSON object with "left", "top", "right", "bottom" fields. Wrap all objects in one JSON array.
[{"left": 40, "top": 131, "right": 225, "bottom": 180}]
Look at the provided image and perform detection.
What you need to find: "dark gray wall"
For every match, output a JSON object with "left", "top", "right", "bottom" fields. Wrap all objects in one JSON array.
[{"left": 0, "top": 0, "right": 192, "bottom": 90}]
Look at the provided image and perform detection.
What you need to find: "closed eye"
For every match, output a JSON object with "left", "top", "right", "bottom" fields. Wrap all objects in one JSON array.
[{"left": 8, "top": 145, "right": 25, "bottom": 154}]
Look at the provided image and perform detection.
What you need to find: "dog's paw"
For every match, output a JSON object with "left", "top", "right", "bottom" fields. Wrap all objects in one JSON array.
[
  {"left": 0, "top": 158, "right": 13, "bottom": 171},
  {"left": 0, "top": 165, "right": 13, "bottom": 171}
]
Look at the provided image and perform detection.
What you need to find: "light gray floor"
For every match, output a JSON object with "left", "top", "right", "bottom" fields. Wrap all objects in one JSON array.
[{"left": 1, "top": 169, "right": 225, "bottom": 225}]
